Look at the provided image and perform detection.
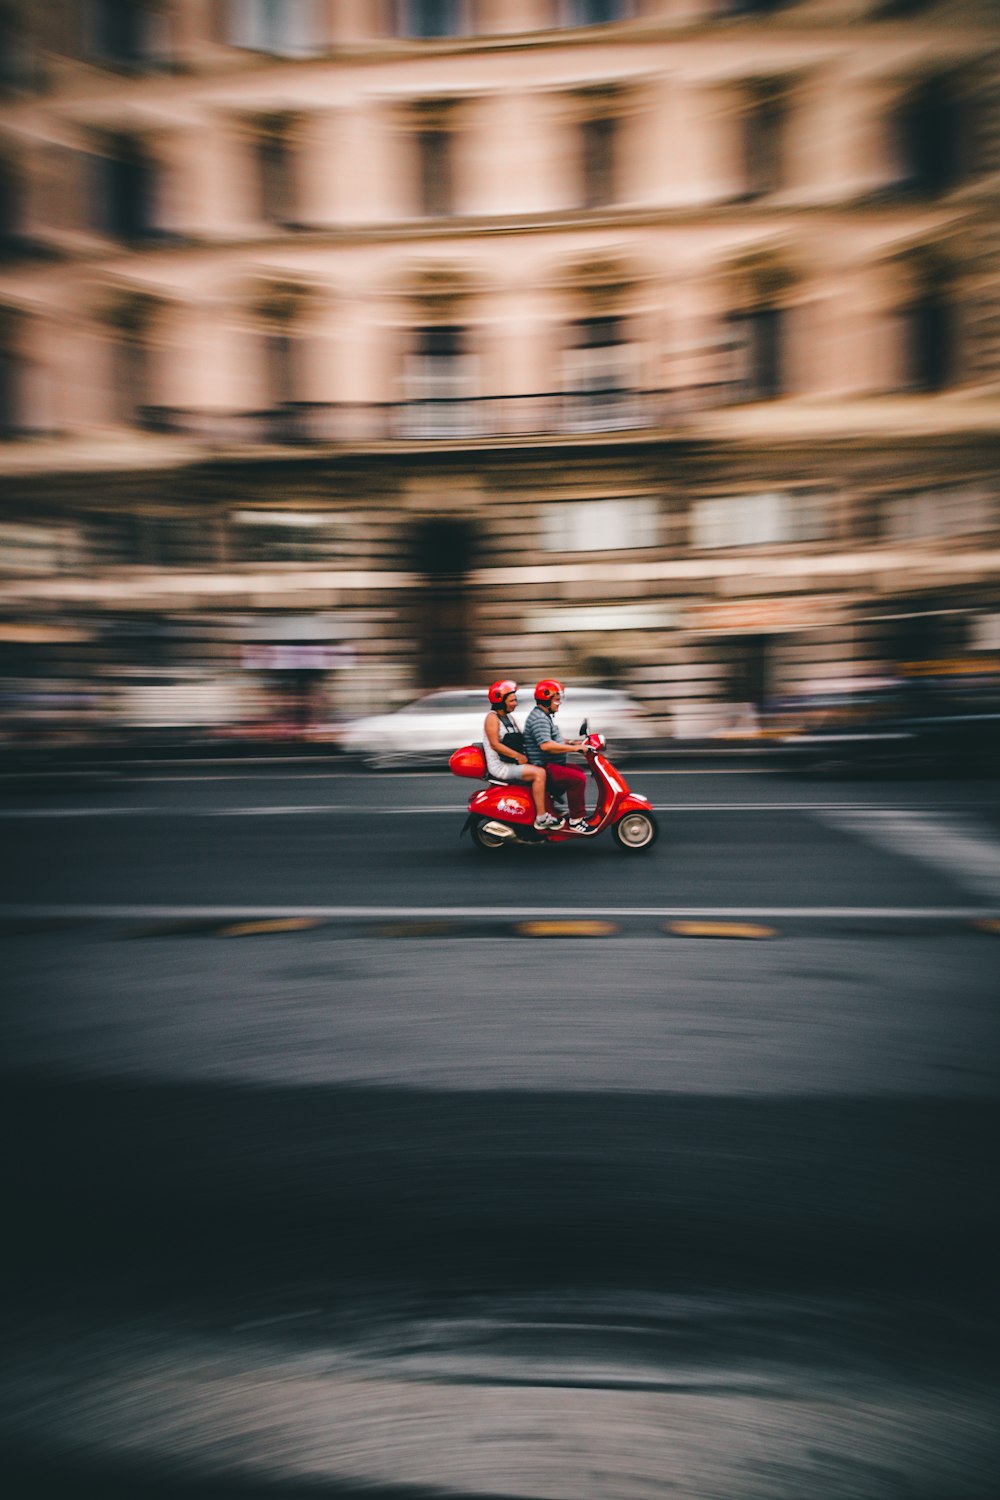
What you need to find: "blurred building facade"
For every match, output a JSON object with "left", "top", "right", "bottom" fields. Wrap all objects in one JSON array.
[{"left": 1, "top": 0, "right": 999, "bottom": 738}]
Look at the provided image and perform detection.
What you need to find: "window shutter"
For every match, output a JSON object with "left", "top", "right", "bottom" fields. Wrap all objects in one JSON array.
[
  {"left": 31, "top": 0, "right": 72, "bottom": 60},
  {"left": 721, "top": 313, "right": 751, "bottom": 400},
  {"left": 21, "top": 347, "right": 56, "bottom": 436},
  {"left": 146, "top": 5, "right": 174, "bottom": 67},
  {"left": 282, "top": 0, "right": 323, "bottom": 56},
  {"left": 38, "top": 147, "right": 83, "bottom": 234},
  {"left": 207, "top": 0, "right": 231, "bottom": 43},
  {"left": 972, "top": 81, "right": 1000, "bottom": 178},
  {"left": 0, "top": 345, "right": 19, "bottom": 436},
  {"left": 227, "top": 0, "right": 260, "bottom": 50},
  {"left": 149, "top": 149, "right": 180, "bottom": 234},
  {"left": 960, "top": 287, "right": 1000, "bottom": 387},
  {"left": 400, "top": 1, "right": 461, "bottom": 38},
  {"left": 80, "top": 0, "right": 102, "bottom": 57},
  {"left": 89, "top": 150, "right": 114, "bottom": 234}
]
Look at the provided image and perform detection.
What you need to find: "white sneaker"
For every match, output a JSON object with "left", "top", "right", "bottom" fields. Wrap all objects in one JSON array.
[
  {"left": 568, "top": 818, "right": 591, "bottom": 834},
  {"left": 534, "top": 812, "right": 564, "bottom": 831}
]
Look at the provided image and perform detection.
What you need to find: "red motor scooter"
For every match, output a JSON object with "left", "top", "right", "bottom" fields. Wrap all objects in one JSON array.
[{"left": 450, "top": 726, "right": 658, "bottom": 852}]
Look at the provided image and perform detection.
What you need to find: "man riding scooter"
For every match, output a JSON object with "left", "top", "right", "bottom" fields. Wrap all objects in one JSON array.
[{"left": 523, "top": 679, "right": 592, "bottom": 834}]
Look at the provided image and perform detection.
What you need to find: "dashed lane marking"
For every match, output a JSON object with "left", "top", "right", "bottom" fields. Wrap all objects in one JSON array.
[
  {"left": 3, "top": 905, "right": 998, "bottom": 941},
  {"left": 214, "top": 917, "right": 322, "bottom": 937},
  {"left": 666, "top": 921, "right": 777, "bottom": 939},
  {"left": 516, "top": 919, "right": 619, "bottom": 938}
]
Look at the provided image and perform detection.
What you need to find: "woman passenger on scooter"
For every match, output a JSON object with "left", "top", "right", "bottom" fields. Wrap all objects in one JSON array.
[{"left": 483, "top": 681, "right": 562, "bottom": 832}]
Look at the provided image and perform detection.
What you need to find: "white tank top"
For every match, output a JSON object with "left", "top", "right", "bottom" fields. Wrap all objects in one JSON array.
[{"left": 483, "top": 711, "right": 521, "bottom": 778}]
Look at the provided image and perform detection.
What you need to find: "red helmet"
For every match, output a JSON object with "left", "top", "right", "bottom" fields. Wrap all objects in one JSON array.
[
  {"left": 488, "top": 679, "right": 518, "bottom": 705},
  {"left": 534, "top": 678, "right": 564, "bottom": 707}
]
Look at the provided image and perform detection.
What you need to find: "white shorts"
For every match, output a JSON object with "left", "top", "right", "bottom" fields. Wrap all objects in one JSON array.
[{"left": 489, "top": 761, "right": 532, "bottom": 784}]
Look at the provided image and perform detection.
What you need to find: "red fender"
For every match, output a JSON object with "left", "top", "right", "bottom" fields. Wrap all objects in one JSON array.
[
  {"left": 615, "top": 792, "right": 654, "bottom": 817},
  {"left": 470, "top": 784, "right": 535, "bottom": 825}
]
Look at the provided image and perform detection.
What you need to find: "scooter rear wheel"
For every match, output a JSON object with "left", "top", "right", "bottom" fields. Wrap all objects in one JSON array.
[
  {"left": 612, "top": 810, "right": 658, "bottom": 851},
  {"left": 470, "top": 817, "right": 511, "bottom": 852}
]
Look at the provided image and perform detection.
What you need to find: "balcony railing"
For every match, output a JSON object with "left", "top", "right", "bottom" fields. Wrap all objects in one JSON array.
[{"left": 140, "top": 384, "right": 739, "bottom": 447}]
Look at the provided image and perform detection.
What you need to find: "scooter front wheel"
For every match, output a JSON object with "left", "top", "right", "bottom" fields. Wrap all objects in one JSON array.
[{"left": 612, "top": 810, "right": 658, "bottom": 851}]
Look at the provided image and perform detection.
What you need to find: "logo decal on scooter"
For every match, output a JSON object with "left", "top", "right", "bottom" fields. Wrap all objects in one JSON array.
[{"left": 497, "top": 797, "right": 523, "bottom": 815}]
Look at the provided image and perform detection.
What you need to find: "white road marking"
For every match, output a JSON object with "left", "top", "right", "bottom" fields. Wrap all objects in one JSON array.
[
  {"left": 0, "top": 805, "right": 348, "bottom": 818},
  {"left": 0, "top": 801, "right": 995, "bottom": 820},
  {"left": 11, "top": 766, "right": 784, "bottom": 785},
  {"left": 817, "top": 809, "right": 1000, "bottom": 904},
  {"left": 128, "top": 766, "right": 783, "bottom": 781},
  {"left": 0, "top": 903, "right": 993, "bottom": 921}
]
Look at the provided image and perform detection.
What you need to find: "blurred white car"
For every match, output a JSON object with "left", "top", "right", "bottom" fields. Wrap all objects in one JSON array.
[{"left": 337, "top": 686, "right": 656, "bottom": 769}]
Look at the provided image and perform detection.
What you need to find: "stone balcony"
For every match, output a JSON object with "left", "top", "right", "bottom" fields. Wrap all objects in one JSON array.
[{"left": 138, "top": 385, "right": 736, "bottom": 450}]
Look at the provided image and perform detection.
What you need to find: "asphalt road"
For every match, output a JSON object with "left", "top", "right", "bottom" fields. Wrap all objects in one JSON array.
[
  {"left": 2, "top": 765, "right": 1000, "bottom": 914},
  {"left": 2, "top": 766, "right": 999, "bottom": 1498}
]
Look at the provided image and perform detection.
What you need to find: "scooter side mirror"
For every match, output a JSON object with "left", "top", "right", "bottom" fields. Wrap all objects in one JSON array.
[{"left": 579, "top": 719, "right": 588, "bottom": 736}]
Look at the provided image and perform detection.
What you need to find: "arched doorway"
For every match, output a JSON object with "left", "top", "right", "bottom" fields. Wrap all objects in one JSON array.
[{"left": 411, "top": 515, "right": 477, "bottom": 688}]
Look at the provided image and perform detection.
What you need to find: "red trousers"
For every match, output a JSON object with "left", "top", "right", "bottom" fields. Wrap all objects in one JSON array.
[{"left": 545, "top": 762, "right": 587, "bottom": 819}]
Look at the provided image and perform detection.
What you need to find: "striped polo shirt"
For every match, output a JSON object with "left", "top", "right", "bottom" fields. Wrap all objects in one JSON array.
[{"left": 524, "top": 706, "right": 567, "bottom": 766}]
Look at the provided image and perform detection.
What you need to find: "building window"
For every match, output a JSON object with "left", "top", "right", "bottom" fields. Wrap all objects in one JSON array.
[
  {"left": 82, "top": 0, "right": 171, "bottom": 69},
  {"left": 890, "top": 77, "right": 963, "bottom": 197},
  {"left": 395, "top": 0, "right": 467, "bottom": 37},
  {"left": 716, "top": 0, "right": 797, "bottom": 14},
  {"left": 900, "top": 291, "right": 954, "bottom": 393},
  {"left": 87, "top": 513, "right": 144, "bottom": 566},
  {"left": 581, "top": 114, "right": 617, "bottom": 208},
  {"left": 0, "top": 157, "right": 25, "bottom": 255},
  {"left": 0, "top": 522, "right": 79, "bottom": 574},
  {"left": 882, "top": 486, "right": 995, "bottom": 543},
  {"left": 230, "top": 509, "right": 343, "bottom": 564},
  {"left": 254, "top": 121, "right": 297, "bottom": 226},
  {"left": 691, "top": 491, "right": 828, "bottom": 550},
  {"left": 560, "top": 0, "right": 633, "bottom": 24},
  {"left": 401, "top": 325, "right": 479, "bottom": 437},
  {"left": 0, "top": 8, "right": 36, "bottom": 93},
  {"left": 560, "top": 0, "right": 629, "bottom": 24},
  {"left": 970, "top": 80, "right": 1000, "bottom": 179},
  {"left": 562, "top": 316, "right": 637, "bottom": 430},
  {"left": 265, "top": 329, "right": 296, "bottom": 406},
  {"left": 90, "top": 139, "right": 164, "bottom": 240},
  {"left": 542, "top": 496, "right": 659, "bottom": 552},
  {"left": 741, "top": 86, "right": 785, "bottom": 198},
  {"left": 113, "top": 333, "right": 152, "bottom": 426},
  {"left": 0, "top": 312, "right": 53, "bottom": 437},
  {"left": 404, "top": 323, "right": 468, "bottom": 410},
  {"left": 725, "top": 306, "right": 785, "bottom": 401},
  {"left": 226, "top": 0, "right": 323, "bottom": 57},
  {"left": 87, "top": 512, "right": 209, "bottom": 568},
  {"left": 876, "top": 1, "right": 931, "bottom": 15},
  {"left": 0, "top": 339, "right": 20, "bottom": 438},
  {"left": 417, "top": 120, "right": 454, "bottom": 216}
]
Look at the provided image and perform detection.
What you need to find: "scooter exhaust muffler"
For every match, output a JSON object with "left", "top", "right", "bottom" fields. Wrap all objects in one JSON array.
[{"left": 481, "top": 820, "right": 518, "bottom": 841}]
